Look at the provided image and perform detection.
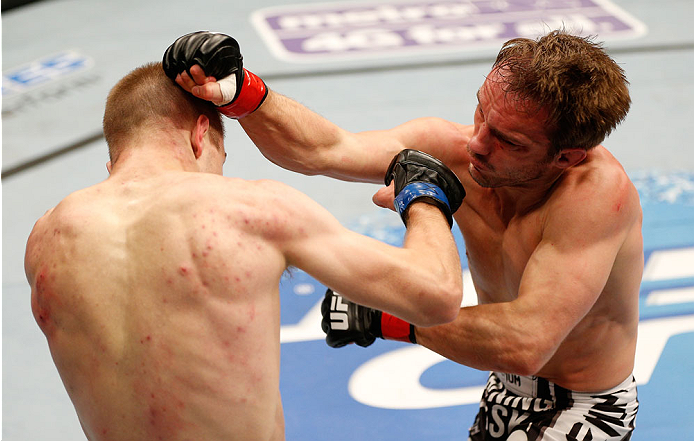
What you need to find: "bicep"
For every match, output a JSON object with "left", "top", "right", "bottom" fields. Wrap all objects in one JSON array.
[
  {"left": 314, "top": 117, "right": 471, "bottom": 183},
  {"left": 358, "top": 117, "right": 471, "bottom": 169},
  {"left": 516, "top": 201, "right": 634, "bottom": 339},
  {"left": 519, "top": 235, "right": 618, "bottom": 321}
]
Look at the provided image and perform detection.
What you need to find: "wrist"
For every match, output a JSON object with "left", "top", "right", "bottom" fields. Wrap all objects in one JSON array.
[
  {"left": 379, "top": 311, "right": 417, "bottom": 344},
  {"left": 405, "top": 202, "right": 449, "bottom": 224},
  {"left": 217, "top": 69, "right": 268, "bottom": 119},
  {"left": 394, "top": 182, "right": 452, "bottom": 227}
]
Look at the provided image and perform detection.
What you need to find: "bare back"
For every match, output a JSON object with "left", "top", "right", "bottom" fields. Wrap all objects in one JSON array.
[{"left": 25, "top": 172, "right": 287, "bottom": 441}]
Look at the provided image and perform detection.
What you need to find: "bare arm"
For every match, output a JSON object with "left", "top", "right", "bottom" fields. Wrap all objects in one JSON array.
[
  {"left": 240, "top": 91, "right": 399, "bottom": 183},
  {"left": 244, "top": 93, "right": 472, "bottom": 183},
  {"left": 177, "top": 66, "right": 470, "bottom": 183},
  {"left": 259, "top": 180, "right": 463, "bottom": 326},
  {"left": 416, "top": 172, "right": 642, "bottom": 374}
]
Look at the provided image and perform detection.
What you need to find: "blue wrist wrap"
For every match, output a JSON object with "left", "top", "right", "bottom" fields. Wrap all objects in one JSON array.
[{"left": 393, "top": 182, "right": 450, "bottom": 222}]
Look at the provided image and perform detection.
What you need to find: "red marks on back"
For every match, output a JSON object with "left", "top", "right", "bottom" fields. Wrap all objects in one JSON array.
[
  {"left": 134, "top": 377, "right": 190, "bottom": 440},
  {"left": 31, "top": 268, "right": 59, "bottom": 336},
  {"left": 249, "top": 304, "right": 256, "bottom": 321}
]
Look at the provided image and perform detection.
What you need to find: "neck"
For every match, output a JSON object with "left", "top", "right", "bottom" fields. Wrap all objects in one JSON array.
[
  {"left": 493, "top": 169, "right": 564, "bottom": 219},
  {"left": 109, "top": 138, "right": 198, "bottom": 176}
]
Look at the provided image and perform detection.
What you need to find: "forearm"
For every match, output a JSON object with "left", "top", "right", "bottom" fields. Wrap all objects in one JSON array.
[
  {"left": 240, "top": 92, "right": 341, "bottom": 173},
  {"left": 240, "top": 91, "right": 391, "bottom": 183},
  {"left": 163, "top": 32, "right": 402, "bottom": 182},
  {"left": 403, "top": 203, "right": 463, "bottom": 296},
  {"left": 306, "top": 206, "right": 461, "bottom": 326},
  {"left": 415, "top": 303, "right": 550, "bottom": 375}
]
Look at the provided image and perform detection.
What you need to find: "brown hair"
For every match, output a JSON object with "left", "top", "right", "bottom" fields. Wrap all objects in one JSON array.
[
  {"left": 103, "top": 62, "right": 224, "bottom": 163},
  {"left": 492, "top": 30, "right": 630, "bottom": 154}
]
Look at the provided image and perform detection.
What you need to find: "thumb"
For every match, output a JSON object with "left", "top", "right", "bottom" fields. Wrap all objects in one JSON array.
[
  {"left": 192, "top": 82, "right": 225, "bottom": 105},
  {"left": 372, "top": 184, "right": 396, "bottom": 211}
]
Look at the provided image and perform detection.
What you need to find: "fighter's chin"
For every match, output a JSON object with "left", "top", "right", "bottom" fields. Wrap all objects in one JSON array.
[{"left": 468, "top": 163, "right": 498, "bottom": 188}]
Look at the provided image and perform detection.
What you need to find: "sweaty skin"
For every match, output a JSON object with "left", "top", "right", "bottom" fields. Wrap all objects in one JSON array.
[
  {"left": 178, "top": 65, "right": 643, "bottom": 393},
  {"left": 26, "top": 173, "right": 289, "bottom": 441},
  {"left": 25, "top": 117, "right": 462, "bottom": 440},
  {"left": 411, "top": 73, "right": 643, "bottom": 392}
]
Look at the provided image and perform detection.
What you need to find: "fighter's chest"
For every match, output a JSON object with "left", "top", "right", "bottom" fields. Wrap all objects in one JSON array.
[{"left": 454, "top": 195, "right": 544, "bottom": 301}]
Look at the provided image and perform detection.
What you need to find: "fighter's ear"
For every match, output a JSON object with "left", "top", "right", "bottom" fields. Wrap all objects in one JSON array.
[
  {"left": 191, "top": 115, "right": 210, "bottom": 159},
  {"left": 553, "top": 148, "right": 587, "bottom": 169}
]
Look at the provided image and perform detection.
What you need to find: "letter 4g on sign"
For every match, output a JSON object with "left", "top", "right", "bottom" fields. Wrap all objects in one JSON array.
[{"left": 251, "top": 0, "right": 646, "bottom": 62}]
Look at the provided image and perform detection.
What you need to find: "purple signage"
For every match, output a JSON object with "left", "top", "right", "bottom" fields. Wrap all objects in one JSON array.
[{"left": 251, "top": 0, "right": 646, "bottom": 62}]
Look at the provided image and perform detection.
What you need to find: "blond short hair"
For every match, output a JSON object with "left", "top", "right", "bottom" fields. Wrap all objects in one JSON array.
[{"left": 103, "top": 62, "right": 224, "bottom": 163}]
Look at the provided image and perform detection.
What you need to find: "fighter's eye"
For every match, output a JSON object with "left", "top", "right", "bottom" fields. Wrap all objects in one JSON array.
[{"left": 501, "top": 139, "right": 522, "bottom": 151}]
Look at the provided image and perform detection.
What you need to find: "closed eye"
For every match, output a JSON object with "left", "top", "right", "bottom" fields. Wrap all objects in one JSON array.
[{"left": 502, "top": 139, "right": 520, "bottom": 148}]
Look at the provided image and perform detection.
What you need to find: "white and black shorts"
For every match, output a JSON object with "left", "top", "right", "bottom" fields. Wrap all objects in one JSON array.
[{"left": 468, "top": 372, "right": 638, "bottom": 441}]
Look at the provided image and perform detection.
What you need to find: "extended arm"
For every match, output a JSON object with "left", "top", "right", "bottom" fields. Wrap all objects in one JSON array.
[
  {"left": 163, "top": 31, "right": 471, "bottom": 183},
  {"left": 274, "top": 150, "right": 465, "bottom": 326},
  {"left": 291, "top": 201, "right": 462, "bottom": 326}
]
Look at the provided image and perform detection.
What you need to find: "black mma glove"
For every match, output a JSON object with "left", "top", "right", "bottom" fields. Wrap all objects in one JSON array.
[
  {"left": 385, "top": 149, "right": 465, "bottom": 227},
  {"left": 162, "top": 31, "right": 267, "bottom": 119},
  {"left": 321, "top": 289, "right": 416, "bottom": 348}
]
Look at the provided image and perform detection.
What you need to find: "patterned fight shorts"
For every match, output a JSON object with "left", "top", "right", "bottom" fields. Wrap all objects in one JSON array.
[{"left": 468, "top": 372, "right": 638, "bottom": 441}]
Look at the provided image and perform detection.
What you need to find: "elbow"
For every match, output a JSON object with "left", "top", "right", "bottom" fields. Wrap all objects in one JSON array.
[
  {"left": 441, "top": 276, "right": 464, "bottom": 322},
  {"left": 502, "top": 339, "right": 556, "bottom": 376},
  {"left": 440, "top": 289, "right": 463, "bottom": 324},
  {"left": 416, "top": 281, "right": 463, "bottom": 327},
  {"left": 506, "top": 356, "right": 545, "bottom": 377}
]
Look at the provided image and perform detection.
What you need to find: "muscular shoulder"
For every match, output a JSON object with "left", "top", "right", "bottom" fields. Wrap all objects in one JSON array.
[
  {"left": 26, "top": 185, "right": 97, "bottom": 243},
  {"left": 191, "top": 175, "right": 310, "bottom": 212},
  {"left": 185, "top": 175, "right": 339, "bottom": 240},
  {"left": 547, "top": 147, "right": 641, "bottom": 235},
  {"left": 24, "top": 189, "right": 89, "bottom": 281},
  {"left": 25, "top": 207, "right": 55, "bottom": 278}
]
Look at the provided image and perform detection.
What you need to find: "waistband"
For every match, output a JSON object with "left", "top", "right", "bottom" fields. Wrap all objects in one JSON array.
[
  {"left": 493, "top": 372, "right": 636, "bottom": 401},
  {"left": 493, "top": 372, "right": 571, "bottom": 403}
]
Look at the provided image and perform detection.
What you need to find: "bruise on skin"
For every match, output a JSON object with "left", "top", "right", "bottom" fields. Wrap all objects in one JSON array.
[
  {"left": 132, "top": 374, "right": 190, "bottom": 440},
  {"left": 32, "top": 266, "right": 59, "bottom": 336}
]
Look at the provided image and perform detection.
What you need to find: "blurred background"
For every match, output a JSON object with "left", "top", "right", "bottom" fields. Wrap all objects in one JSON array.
[{"left": 3, "top": 0, "right": 694, "bottom": 439}]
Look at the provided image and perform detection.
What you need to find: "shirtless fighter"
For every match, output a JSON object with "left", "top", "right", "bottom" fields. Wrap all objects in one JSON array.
[
  {"left": 166, "top": 29, "right": 643, "bottom": 439},
  {"left": 24, "top": 62, "right": 466, "bottom": 440}
]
